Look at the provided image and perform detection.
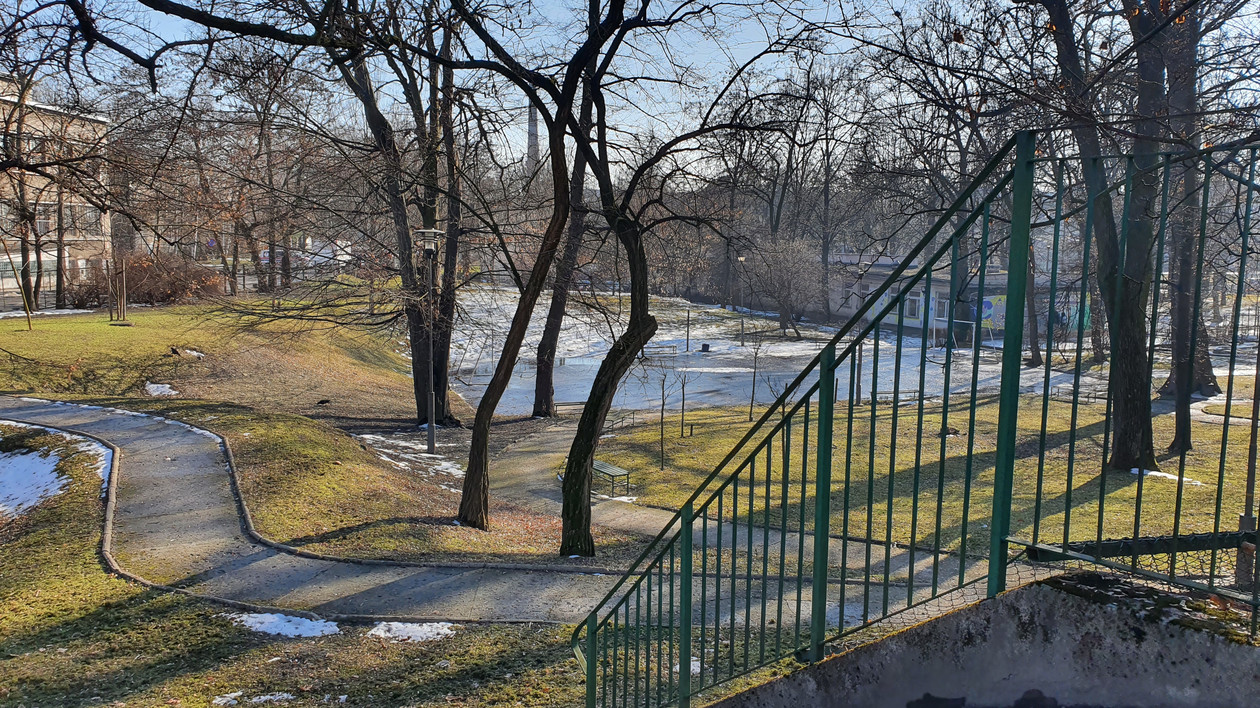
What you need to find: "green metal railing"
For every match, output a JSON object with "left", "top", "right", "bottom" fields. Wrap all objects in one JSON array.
[{"left": 573, "top": 131, "right": 1260, "bottom": 707}]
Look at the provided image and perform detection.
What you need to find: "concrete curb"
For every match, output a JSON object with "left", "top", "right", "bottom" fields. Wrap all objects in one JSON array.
[
  {"left": 16, "top": 397, "right": 622, "bottom": 576},
  {"left": 0, "top": 417, "right": 333, "bottom": 622},
  {"left": 2, "top": 413, "right": 602, "bottom": 625},
  {"left": 219, "top": 428, "right": 623, "bottom": 577}
]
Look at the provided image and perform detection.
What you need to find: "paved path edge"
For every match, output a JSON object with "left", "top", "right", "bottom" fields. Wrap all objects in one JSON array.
[
  {"left": 2, "top": 415, "right": 336, "bottom": 622},
  {"left": 18, "top": 397, "right": 623, "bottom": 576}
]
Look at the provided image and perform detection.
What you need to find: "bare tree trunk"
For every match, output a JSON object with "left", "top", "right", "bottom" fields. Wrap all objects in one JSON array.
[
  {"left": 460, "top": 102, "right": 575, "bottom": 530},
  {"left": 336, "top": 58, "right": 432, "bottom": 431},
  {"left": 19, "top": 226, "right": 34, "bottom": 311},
  {"left": 1026, "top": 245, "right": 1043, "bottom": 367},
  {"left": 281, "top": 232, "right": 292, "bottom": 289},
  {"left": 1041, "top": 0, "right": 1157, "bottom": 472},
  {"left": 534, "top": 81, "right": 594, "bottom": 418},
  {"left": 433, "top": 26, "right": 462, "bottom": 426},
  {"left": 1164, "top": 1, "right": 1221, "bottom": 453},
  {"left": 561, "top": 218, "right": 657, "bottom": 555}
]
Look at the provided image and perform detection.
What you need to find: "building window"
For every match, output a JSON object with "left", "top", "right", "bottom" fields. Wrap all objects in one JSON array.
[
  {"left": 905, "top": 295, "right": 921, "bottom": 320},
  {"left": 934, "top": 296, "right": 951, "bottom": 321}
]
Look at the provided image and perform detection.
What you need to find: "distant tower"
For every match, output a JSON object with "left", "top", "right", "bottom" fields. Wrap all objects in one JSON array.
[{"left": 526, "top": 103, "right": 540, "bottom": 172}]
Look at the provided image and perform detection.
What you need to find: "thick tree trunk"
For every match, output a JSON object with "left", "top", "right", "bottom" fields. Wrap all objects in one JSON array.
[
  {"left": 1101, "top": 1, "right": 1166, "bottom": 472},
  {"left": 337, "top": 58, "right": 433, "bottom": 431},
  {"left": 560, "top": 219, "right": 657, "bottom": 556},
  {"left": 1041, "top": 0, "right": 1158, "bottom": 472}
]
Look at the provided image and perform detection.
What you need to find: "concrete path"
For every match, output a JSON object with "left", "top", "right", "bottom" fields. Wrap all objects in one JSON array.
[
  {"left": 1, "top": 395, "right": 994, "bottom": 629},
  {"left": 0, "top": 396, "right": 619, "bottom": 623}
]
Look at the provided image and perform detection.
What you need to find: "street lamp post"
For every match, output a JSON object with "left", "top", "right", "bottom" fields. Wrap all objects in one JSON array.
[
  {"left": 414, "top": 228, "right": 443, "bottom": 454},
  {"left": 737, "top": 255, "right": 746, "bottom": 345}
]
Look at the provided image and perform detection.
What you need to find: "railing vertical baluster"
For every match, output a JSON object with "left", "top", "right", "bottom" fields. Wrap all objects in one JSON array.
[
  {"left": 586, "top": 615, "right": 598, "bottom": 708},
  {"left": 1064, "top": 174, "right": 1097, "bottom": 551},
  {"left": 961, "top": 203, "right": 991, "bottom": 589},
  {"left": 988, "top": 129, "right": 1035, "bottom": 597},
  {"left": 1034, "top": 159, "right": 1067, "bottom": 547},
  {"left": 1133, "top": 155, "right": 1173, "bottom": 569},
  {"left": 1171, "top": 153, "right": 1215, "bottom": 580},
  {"left": 795, "top": 396, "right": 809, "bottom": 648},
  {"left": 679, "top": 502, "right": 694, "bottom": 708},
  {"left": 864, "top": 322, "right": 880, "bottom": 621},
  {"left": 809, "top": 343, "right": 836, "bottom": 662},
  {"left": 908, "top": 265, "right": 933, "bottom": 608},
  {"left": 776, "top": 415, "right": 791, "bottom": 656},
  {"left": 934, "top": 235, "right": 962, "bottom": 593}
]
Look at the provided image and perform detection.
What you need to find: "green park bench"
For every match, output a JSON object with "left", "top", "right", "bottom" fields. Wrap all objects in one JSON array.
[{"left": 592, "top": 459, "right": 632, "bottom": 497}]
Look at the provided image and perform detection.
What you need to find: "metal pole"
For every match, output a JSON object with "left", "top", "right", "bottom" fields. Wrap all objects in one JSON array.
[
  {"left": 678, "top": 500, "right": 694, "bottom": 707},
  {"left": 1244, "top": 343, "right": 1260, "bottom": 532},
  {"left": 427, "top": 249, "right": 437, "bottom": 454},
  {"left": 810, "top": 343, "right": 836, "bottom": 662},
  {"left": 686, "top": 309, "right": 691, "bottom": 352},
  {"left": 987, "top": 130, "right": 1036, "bottom": 597},
  {"left": 585, "top": 614, "right": 598, "bottom": 708}
]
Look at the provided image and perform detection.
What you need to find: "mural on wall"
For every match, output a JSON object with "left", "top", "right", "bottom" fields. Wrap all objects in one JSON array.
[{"left": 981, "top": 295, "right": 1007, "bottom": 330}]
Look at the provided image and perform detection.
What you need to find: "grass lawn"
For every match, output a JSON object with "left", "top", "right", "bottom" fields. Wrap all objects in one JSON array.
[
  {"left": 600, "top": 386, "right": 1260, "bottom": 573},
  {"left": 0, "top": 423, "right": 791, "bottom": 707},
  {"left": 0, "top": 306, "right": 649, "bottom": 569},
  {"left": 0, "top": 423, "right": 593, "bottom": 708},
  {"left": 0, "top": 304, "right": 446, "bottom": 430}
]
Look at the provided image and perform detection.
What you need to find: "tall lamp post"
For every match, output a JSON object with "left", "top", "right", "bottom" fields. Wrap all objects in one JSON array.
[
  {"left": 737, "top": 255, "right": 747, "bottom": 346},
  {"left": 414, "top": 228, "right": 443, "bottom": 453}
]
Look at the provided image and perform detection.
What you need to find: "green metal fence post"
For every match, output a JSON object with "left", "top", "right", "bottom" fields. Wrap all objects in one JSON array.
[
  {"left": 585, "top": 613, "right": 598, "bottom": 708},
  {"left": 988, "top": 130, "right": 1036, "bottom": 597},
  {"left": 810, "top": 343, "right": 836, "bottom": 661},
  {"left": 679, "top": 501, "right": 694, "bottom": 708}
]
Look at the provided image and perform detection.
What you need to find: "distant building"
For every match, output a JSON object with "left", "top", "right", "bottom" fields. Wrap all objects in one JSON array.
[
  {"left": 0, "top": 74, "right": 112, "bottom": 308},
  {"left": 829, "top": 252, "right": 1013, "bottom": 346}
]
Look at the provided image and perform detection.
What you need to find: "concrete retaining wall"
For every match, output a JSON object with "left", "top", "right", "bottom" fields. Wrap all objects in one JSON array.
[{"left": 709, "top": 573, "right": 1260, "bottom": 708}]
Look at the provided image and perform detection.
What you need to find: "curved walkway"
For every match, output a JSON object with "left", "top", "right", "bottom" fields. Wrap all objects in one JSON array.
[{"left": 0, "top": 396, "right": 619, "bottom": 623}]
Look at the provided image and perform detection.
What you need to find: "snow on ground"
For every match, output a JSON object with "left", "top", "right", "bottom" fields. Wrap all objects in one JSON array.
[
  {"left": 0, "top": 308, "right": 94, "bottom": 319},
  {"left": 0, "top": 447, "right": 65, "bottom": 520},
  {"left": 355, "top": 433, "right": 465, "bottom": 485},
  {"left": 367, "top": 621, "right": 457, "bottom": 642},
  {"left": 447, "top": 286, "right": 1109, "bottom": 416},
  {"left": 222, "top": 612, "right": 340, "bottom": 637},
  {"left": 144, "top": 382, "right": 178, "bottom": 397},
  {"left": 1130, "top": 468, "right": 1205, "bottom": 486},
  {"left": 212, "top": 693, "right": 296, "bottom": 705},
  {"left": 0, "top": 421, "right": 112, "bottom": 518}
]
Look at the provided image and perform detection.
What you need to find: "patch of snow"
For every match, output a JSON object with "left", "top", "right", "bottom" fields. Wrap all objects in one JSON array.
[
  {"left": 367, "top": 621, "right": 457, "bottom": 643},
  {"left": 249, "top": 693, "right": 294, "bottom": 704},
  {"left": 0, "top": 308, "right": 93, "bottom": 319},
  {"left": 673, "top": 657, "right": 703, "bottom": 676},
  {"left": 1130, "top": 468, "right": 1204, "bottom": 486},
  {"left": 593, "top": 494, "right": 638, "bottom": 503},
  {"left": 184, "top": 349, "right": 206, "bottom": 359},
  {"left": 0, "top": 421, "right": 112, "bottom": 514},
  {"left": 223, "top": 612, "right": 339, "bottom": 637},
  {"left": 144, "top": 382, "right": 179, "bottom": 397},
  {"left": 212, "top": 693, "right": 243, "bottom": 706},
  {"left": 0, "top": 447, "right": 64, "bottom": 519}
]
